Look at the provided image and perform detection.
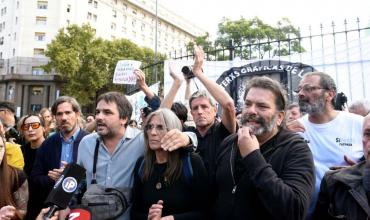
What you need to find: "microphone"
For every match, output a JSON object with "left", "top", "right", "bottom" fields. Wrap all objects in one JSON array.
[
  {"left": 67, "top": 206, "right": 92, "bottom": 220},
  {"left": 43, "top": 163, "right": 86, "bottom": 220}
]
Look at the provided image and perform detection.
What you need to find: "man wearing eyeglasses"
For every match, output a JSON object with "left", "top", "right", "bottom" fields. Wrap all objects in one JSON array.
[{"left": 286, "top": 72, "right": 364, "bottom": 218}]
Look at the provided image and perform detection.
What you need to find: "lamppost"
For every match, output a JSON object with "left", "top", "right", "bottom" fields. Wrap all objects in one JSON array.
[{"left": 154, "top": 0, "right": 158, "bottom": 83}]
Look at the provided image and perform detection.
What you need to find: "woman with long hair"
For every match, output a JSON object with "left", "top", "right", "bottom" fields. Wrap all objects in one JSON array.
[
  {"left": 131, "top": 108, "right": 209, "bottom": 220},
  {"left": 0, "top": 135, "right": 28, "bottom": 220}
]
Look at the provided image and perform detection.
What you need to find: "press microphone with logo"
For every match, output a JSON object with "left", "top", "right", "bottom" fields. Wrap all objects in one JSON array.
[
  {"left": 67, "top": 205, "right": 92, "bottom": 220},
  {"left": 43, "top": 163, "right": 86, "bottom": 220}
]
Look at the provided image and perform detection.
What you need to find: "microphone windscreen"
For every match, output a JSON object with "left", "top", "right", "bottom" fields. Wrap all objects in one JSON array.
[
  {"left": 44, "top": 163, "right": 86, "bottom": 209},
  {"left": 67, "top": 208, "right": 91, "bottom": 220}
]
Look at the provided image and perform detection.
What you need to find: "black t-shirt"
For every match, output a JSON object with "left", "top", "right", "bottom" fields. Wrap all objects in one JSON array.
[
  {"left": 186, "top": 121, "right": 231, "bottom": 177},
  {"left": 21, "top": 142, "right": 38, "bottom": 178}
]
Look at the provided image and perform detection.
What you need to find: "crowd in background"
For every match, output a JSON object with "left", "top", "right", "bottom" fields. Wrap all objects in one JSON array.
[{"left": 0, "top": 45, "right": 370, "bottom": 220}]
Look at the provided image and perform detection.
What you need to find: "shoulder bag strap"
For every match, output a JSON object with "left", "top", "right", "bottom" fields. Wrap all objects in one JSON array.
[{"left": 91, "top": 139, "right": 100, "bottom": 184}]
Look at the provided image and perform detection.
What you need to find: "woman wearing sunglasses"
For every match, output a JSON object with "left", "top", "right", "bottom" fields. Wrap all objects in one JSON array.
[
  {"left": 0, "top": 135, "right": 28, "bottom": 220},
  {"left": 19, "top": 115, "right": 46, "bottom": 178},
  {"left": 131, "top": 108, "right": 209, "bottom": 220}
]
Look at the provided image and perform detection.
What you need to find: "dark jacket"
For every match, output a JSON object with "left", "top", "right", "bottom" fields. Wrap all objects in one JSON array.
[
  {"left": 26, "top": 129, "right": 88, "bottom": 220},
  {"left": 213, "top": 128, "right": 315, "bottom": 220},
  {"left": 313, "top": 160, "right": 370, "bottom": 220}
]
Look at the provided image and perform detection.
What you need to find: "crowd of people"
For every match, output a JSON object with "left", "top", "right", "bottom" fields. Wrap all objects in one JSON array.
[{"left": 0, "top": 45, "right": 370, "bottom": 220}]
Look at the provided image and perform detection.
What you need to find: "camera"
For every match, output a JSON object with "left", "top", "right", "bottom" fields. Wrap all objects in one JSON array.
[{"left": 181, "top": 66, "right": 195, "bottom": 79}]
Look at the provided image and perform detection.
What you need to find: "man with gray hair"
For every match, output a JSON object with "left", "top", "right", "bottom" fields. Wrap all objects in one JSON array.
[
  {"left": 187, "top": 46, "right": 236, "bottom": 180},
  {"left": 349, "top": 99, "right": 370, "bottom": 117},
  {"left": 287, "top": 72, "right": 364, "bottom": 217}
]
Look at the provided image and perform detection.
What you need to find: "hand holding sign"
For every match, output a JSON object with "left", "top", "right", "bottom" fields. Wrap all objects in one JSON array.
[{"left": 113, "top": 60, "right": 142, "bottom": 84}]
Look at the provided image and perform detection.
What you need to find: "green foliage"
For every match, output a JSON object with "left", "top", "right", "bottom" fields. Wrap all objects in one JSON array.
[
  {"left": 186, "top": 32, "right": 214, "bottom": 53},
  {"left": 216, "top": 17, "right": 304, "bottom": 59},
  {"left": 44, "top": 24, "right": 163, "bottom": 106},
  {"left": 44, "top": 24, "right": 110, "bottom": 105}
]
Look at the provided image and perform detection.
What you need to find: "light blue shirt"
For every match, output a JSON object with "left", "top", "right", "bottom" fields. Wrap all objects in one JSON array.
[
  {"left": 60, "top": 128, "right": 80, "bottom": 165},
  {"left": 77, "top": 132, "right": 145, "bottom": 220}
]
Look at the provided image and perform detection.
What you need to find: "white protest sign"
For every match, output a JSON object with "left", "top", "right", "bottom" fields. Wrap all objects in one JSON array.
[{"left": 113, "top": 60, "right": 142, "bottom": 84}]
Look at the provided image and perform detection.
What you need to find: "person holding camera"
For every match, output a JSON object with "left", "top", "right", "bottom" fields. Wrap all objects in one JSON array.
[{"left": 131, "top": 108, "right": 208, "bottom": 220}]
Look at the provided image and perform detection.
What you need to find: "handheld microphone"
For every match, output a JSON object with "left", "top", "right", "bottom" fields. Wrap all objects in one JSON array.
[
  {"left": 43, "top": 163, "right": 86, "bottom": 220},
  {"left": 67, "top": 205, "right": 92, "bottom": 220}
]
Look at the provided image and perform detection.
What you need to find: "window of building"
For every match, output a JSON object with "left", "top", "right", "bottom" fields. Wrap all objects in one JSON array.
[
  {"left": 67, "top": 4, "right": 71, "bottom": 12},
  {"left": 37, "top": 1, "right": 48, "bottom": 9},
  {"left": 132, "top": 19, "right": 136, "bottom": 27},
  {"left": 132, "top": 9, "right": 137, "bottom": 15},
  {"left": 35, "top": 32, "right": 45, "bottom": 41},
  {"left": 111, "top": 22, "right": 116, "bottom": 30},
  {"left": 112, "top": 10, "right": 116, "bottom": 18},
  {"left": 0, "top": 52, "right": 2, "bottom": 59},
  {"left": 88, "top": 0, "right": 92, "bottom": 5},
  {"left": 13, "top": 32, "right": 16, "bottom": 40},
  {"left": 12, "top": 48, "right": 15, "bottom": 56},
  {"left": 17, "top": 1, "right": 19, "bottom": 9},
  {"left": 33, "top": 48, "right": 45, "bottom": 56},
  {"left": 93, "top": 1, "right": 98, "bottom": 8},
  {"left": 0, "top": 37, "right": 4, "bottom": 45},
  {"left": 31, "top": 86, "right": 44, "bottom": 95},
  {"left": 123, "top": 3, "right": 127, "bottom": 10},
  {"left": 93, "top": 14, "right": 97, "bottom": 22},
  {"left": 2, "top": 22, "right": 5, "bottom": 29},
  {"left": 66, "top": 19, "right": 70, "bottom": 25},
  {"left": 141, "top": 23, "right": 145, "bottom": 31},
  {"left": 36, "top": 16, "right": 47, "bottom": 25},
  {"left": 32, "top": 67, "right": 45, "bottom": 75},
  {"left": 15, "top": 17, "right": 18, "bottom": 25},
  {"left": 30, "top": 104, "right": 42, "bottom": 112},
  {"left": 87, "top": 12, "right": 92, "bottom": 19}
]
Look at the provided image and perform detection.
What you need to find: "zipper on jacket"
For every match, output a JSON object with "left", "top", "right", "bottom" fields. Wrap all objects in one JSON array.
[{"left": 230, "top": 143, "right": 237, "bottom": 194}]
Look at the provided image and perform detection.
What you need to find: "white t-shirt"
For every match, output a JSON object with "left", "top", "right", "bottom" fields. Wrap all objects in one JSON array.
[{"left": 298, "top": 111, "right": 364, "bottom": 214}]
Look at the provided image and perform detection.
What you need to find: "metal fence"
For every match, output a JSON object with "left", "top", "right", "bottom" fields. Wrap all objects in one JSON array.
[{"left": 128, "top": 18, "right": 370, "bottom": 98}]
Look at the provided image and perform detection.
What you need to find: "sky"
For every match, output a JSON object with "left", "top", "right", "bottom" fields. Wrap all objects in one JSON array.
[{"left": 160, "top": 0, "right": 370, "bottom": 39}]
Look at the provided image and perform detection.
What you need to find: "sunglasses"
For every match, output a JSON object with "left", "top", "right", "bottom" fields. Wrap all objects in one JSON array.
[{"left": 21, "top": 122, "right": 41, "bottom": 131}]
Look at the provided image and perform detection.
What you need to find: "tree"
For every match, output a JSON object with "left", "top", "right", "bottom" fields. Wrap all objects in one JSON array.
[
  {"left": 216, "top": 17, "right": 304, "bottom": 59},
  {"left": 44, "top": 24, "right": 110, "bottom": 105},
  {"left": 186, "top": 32, "right": 214, "bottom": 53}
]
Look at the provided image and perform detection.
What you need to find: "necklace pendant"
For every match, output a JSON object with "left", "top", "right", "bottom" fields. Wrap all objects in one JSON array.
[{"left": 156, "top": 182, "right": 162, "bottom": 190}]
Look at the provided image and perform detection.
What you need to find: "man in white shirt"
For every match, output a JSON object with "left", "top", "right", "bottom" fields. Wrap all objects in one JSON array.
[{"left": 287, "top": 72, "right": 364, "bottom": 217}]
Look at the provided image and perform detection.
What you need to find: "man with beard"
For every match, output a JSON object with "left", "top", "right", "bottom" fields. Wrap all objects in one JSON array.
[
  {"left": 77, "top": 92, "right": 197, "bottom": 220},
  {"left": 286, "top": 71, "right": 364, "bottom": 217},
  {"left": 213, "top": 76, "right": 315, "bottom": 220},
  {"left": 29, "top": 96, "right": 88, "bottom": 220}
]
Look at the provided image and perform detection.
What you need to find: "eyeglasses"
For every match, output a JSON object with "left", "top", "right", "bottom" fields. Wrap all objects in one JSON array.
[
  {"left": 294, "top": 85, "right": 325, "bottom": 93},
  {"left": 21, "top": 122, "right": 41, "bottom": 131},
  {"left": 145, "top": 124, "right": 166, "bottom": 133}
]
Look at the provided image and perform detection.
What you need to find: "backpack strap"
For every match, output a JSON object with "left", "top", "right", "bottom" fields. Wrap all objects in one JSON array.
[
  {"left": 91, "top": 139, "right": 100, "bottom": 184},
  {"left": 182, "top": 153, "right": 193, "bottom": 185},
  {"left": 137, "top": 156, "right": 145, "bottom": 181}
]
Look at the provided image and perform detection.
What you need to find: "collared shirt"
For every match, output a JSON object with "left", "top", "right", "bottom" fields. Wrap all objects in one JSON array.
[
  {"left": 60, "top": 128, "right": 80, "bottom": 165},
  {"left": 77, "top": 132, "right": 145, "bottom": 220}
]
